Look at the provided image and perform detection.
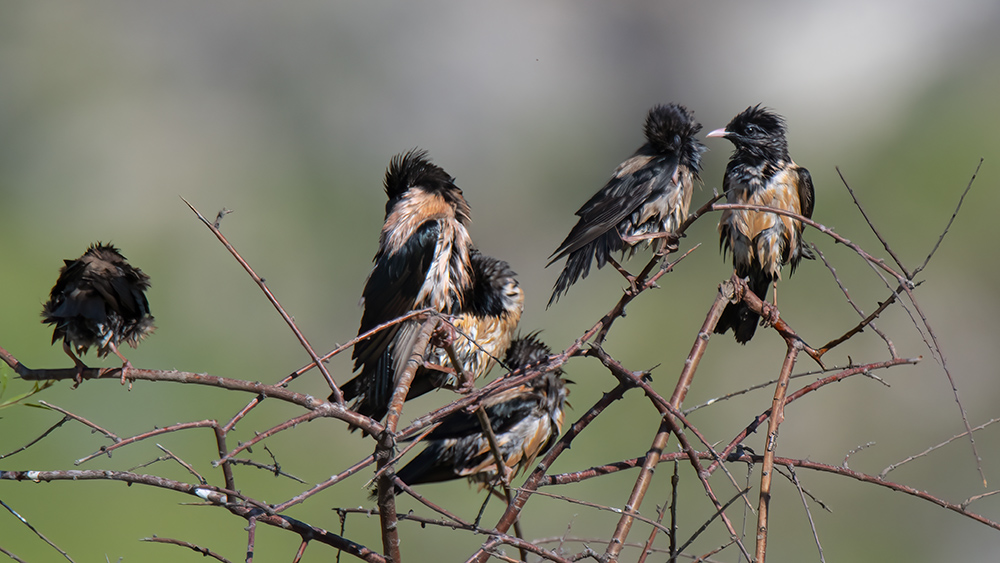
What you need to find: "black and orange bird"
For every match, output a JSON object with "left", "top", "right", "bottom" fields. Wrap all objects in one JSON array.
[
  {"left": 547, "top": 103, "right": 706, "bottom": 305},
  {"left": 408, "top": 249, "right": 524, "bottom": 401},
  {"left": 339, "top": 149, "right": 476, "bottom": 423},
  {"left": 708, "top": 105, "right": 815, "bottom": 343},
  {"left": 394, "top": 333, "right": 568, "bottom": 489},
  {"left": 41, "top": 243, "right": 155, "bottom": 384}
]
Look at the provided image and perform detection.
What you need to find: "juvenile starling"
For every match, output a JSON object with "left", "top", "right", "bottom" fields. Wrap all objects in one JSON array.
[
  {"left": 708, "top": 105, "right": 815, "bottom": 343},
  {"left": 339, "top": 149, "right": 476, "bottom": 422},
  {"left": 394, "top": 333, "right": 568, "bottom": 489},
  {"left": 548, "top": 103, "right": 706, "bottom": 305},
  {"left": 41, "top": 243, "right": 155, "bottom": 384}
]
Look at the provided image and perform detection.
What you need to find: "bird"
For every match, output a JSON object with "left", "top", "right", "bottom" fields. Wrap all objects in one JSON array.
[
  {"left": 708, "top": 105, "right": 815, "bottom": 343},
  {"left": 547, "top": 103, "right": 707, "bottom": 306},
  {"left": 339, "top": 149, "right": 476, "bottom": 423},
  {"left": 41, "top": 242, "right": 155, "bottom": 384},
  {"left": 394, "top": 333, "right": 568, "bottom": 490},
  {"left": 408, "top": 249, "right": 524, "bottom": 401}
]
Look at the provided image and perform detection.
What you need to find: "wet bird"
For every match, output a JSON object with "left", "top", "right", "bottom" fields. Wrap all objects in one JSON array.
[
  {"left": 394, "top": 333, "right": 568, "bottom": 489},
  {"left": 408, "top": 249, "right": 524, "bottom": 401},
  {"left": 41, "top": 243, "right": 155, "bottom": 384},
  {"left": 708, "top": 105, "right": 815, "bottom": 343},
  {"left": 339, "top": 149, "right": 476, "bottom": 423},
  {"left": 547, "top": 103, "right": 706, "bottom": 305}
]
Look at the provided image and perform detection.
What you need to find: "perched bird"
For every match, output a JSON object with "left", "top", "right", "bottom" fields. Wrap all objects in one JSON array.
[
  {"left": 547, "top": 103, "right": 706, "bottom": 305},
  {"left": 339, "top": 149, "right": 476, "bottom": 423},
  {"left": 394, "top": 333, "right": 568, "bottom": 489},
  {"left": 41, "top": 243, "right": 155, "bottom": 384},
  {"left": 408, "top": 249, "right": 524, "bottom": 401},
  {"left": 708, "top": 105, "right": 815, "bottom": 343}
]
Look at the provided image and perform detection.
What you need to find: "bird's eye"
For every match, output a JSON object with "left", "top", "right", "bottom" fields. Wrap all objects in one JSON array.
[{"left": 745, "top": 124, "right": 762, "bottom": 136}]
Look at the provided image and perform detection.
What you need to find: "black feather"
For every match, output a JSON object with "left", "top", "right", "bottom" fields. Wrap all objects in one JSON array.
[
  {"left": 41, "top": 242, "right": 155, "bottom": 359},
  {"left": 711, "top": 105, "right": 815, "bottom": 343},
  {"left": 548, "top": 103, "right": 705, "bottom": 306}
]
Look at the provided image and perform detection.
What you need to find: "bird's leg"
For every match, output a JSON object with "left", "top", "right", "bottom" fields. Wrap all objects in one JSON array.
[
  {"left": 607, "top": 255, "right": 640, "bottom": 295},
  {"left": 657, "top": 232, "right": 681, "bottom": 256},
  {"left": 62, "top": 341, "right": 90, "bottom": 388},
  {"left": 758, "top": 281, "right": 781, "bottom": 328},
  {"left": 107, "top": 342, "right": 134, "bottom": 387}
]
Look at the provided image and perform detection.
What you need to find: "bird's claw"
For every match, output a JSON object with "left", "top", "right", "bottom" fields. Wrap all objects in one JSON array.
[
  {"left": 120, "top": 360, "right": 134, "bottom": 387},
  {"left": 759, "top": 301, "right": 780, "bottom": 329},
  {"left": 430, "top": 323, "right": 457, "bottom": 349}
]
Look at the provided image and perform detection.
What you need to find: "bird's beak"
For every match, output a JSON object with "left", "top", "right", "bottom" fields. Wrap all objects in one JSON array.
[{"left": 706, "top": 128, "right": 728, "bottom": 138}]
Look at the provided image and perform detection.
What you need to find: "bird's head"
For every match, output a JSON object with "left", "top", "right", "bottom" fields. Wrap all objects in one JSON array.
[
  {"left": 707, "top": 104, "right": 789, "bottom": 162},
  {"left": 383, "top": 149, "right": 472, "bottom": 225},
  {"left": 643, "top": 103, "right": 707, "bottom": 174},
  {"left": 466, "top": 251, "right": 524, "bottom": 318}
]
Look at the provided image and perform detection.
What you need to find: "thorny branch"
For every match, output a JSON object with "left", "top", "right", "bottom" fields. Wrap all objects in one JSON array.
[{"left": 0, "top": 171, "right": 990, "bottom": 563}]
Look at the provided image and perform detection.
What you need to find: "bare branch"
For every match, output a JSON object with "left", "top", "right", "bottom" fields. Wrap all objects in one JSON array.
[
  {"left": 141, "top": 536, "right": 234, "bottom": 563},
  {"left": 0, "top": 416, "right": 70, "bottom": 460},
  {"left": 0, "top": 499, "right": 76, "bottom": 563},
  {"left": 912, "top": 158, "right": 982, "bottom": 277},
  {"left": 181, "top": 197, "right": 343, "bottom": 403},
  {"left": 835, "top": 167, "right": 911, "bottom": 278}
]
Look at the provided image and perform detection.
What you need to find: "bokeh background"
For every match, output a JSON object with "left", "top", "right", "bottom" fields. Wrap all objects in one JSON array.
[{"left": 2, "top": 1, "right": 1000, "bottom": 561}]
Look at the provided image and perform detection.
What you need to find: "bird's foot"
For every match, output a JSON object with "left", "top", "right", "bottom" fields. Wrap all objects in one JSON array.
[
  {"left": 430, "top": 322, "right": 457, "bottom": 349},
  {"left": 759, "top": 300, "right": 780, "bottom": 329},
  {"left": 119, "top": 359, "right": 134, "bottom": 388}
]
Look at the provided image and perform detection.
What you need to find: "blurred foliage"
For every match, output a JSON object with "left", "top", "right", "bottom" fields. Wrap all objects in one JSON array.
[{"left": 2, "top": 2, "right": 1000, "bottom": 562}]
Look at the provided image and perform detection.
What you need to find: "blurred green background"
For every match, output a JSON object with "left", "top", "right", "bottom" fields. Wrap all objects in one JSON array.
[{"left": 2, "top": 1, "right": 999, "bottom": 561}]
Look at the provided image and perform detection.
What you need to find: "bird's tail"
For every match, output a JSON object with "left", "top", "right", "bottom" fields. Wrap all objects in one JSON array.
[
  {"left": 715, "top": 272, "right": 771, "bottom": 344},
  {"left": 547, "top": 247, "right": 595, "bottom": 307}
]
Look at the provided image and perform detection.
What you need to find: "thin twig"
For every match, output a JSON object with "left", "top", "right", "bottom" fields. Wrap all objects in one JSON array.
[
  {"left": 786, "top": 464, "right": 825, "bottom": 562},
  {"left": 0, "top": 499, "right": 76, "bottom": 563},
  {"left": 670, "top": 488, "right": 750, "bottom": 562},
  {"left": 0, "top": 470, "right": 387, "bottom": 560},
  {"left": 879, "top": 417, "right": 1000, "bottom": 480},
  {"left": 218, "top": 411, "right": 324, "bottom": 464},
  {"left": 603, "top": 285, "right": 729, "bottom": 562},
  {"left": 228, "top": 458, "right": 306, "bottom": 483},
  {"left": 836, "top": 167, "right": 911, "bottom": 278},
  {"left": 467, "top": 383, "right": 631, "bottom": 563},
  {"left": 812, "top": 245, "right": 896, "bottom": 356},
  {"left": 273, "top": 454, "right": 376, "bottom": 513},
  {"left": 0, "top": 416, "right": 70, "bottom": 459},
  {"left": 913, "top": 158, "right": 981, "bottom": 277},
  {"left": 157, "top": 443, "right": 207, "bottom": 484},
  {"left": 181, "top": 197, "right": 343, "bottom": 403},
  {"left": 38, "top": 401, "right": 120, "bottom": 443},
  {"left": 75, "top": 419, "right": 218, "bottom": 465},
  {"left": 141, "top": 536, "right": 234, "bottom": 563}
]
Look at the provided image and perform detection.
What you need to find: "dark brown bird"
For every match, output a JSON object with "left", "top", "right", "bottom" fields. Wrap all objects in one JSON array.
[
  {"left": 409, "top": 249, "right": 524, "bottom": 401},
  {"left": 41, "top": 243, "right": 155, "bottom": 384},
  {"left": 339, "top": 149, "right": 476, "bottom": 423},
  {"left": 394, "top": 333, "right": 568, "bottom": 489},
  {"left": 547, "top": 103, "right": 706, "bottom": 305},
  {"left": 708, "top": 105, "right": 815, "bottom": 343}
]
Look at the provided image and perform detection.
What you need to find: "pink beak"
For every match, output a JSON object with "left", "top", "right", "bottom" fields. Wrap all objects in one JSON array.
[{"left": 706, "top": 128, "right": 728, "bottom": 138}]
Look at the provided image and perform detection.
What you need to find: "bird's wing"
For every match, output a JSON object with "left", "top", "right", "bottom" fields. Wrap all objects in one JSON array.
[
  {"left": 424, "top": 386, "right": 539, "bottom": 440},
  {"left": 548, "top": 153, "right": 678, "bottom": 263},
  {"left": 795, "top": 166, "right": 815, "bottom": 220},
  {"left": 347, "top": 220, "right": 440, "bottom": 401}
]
